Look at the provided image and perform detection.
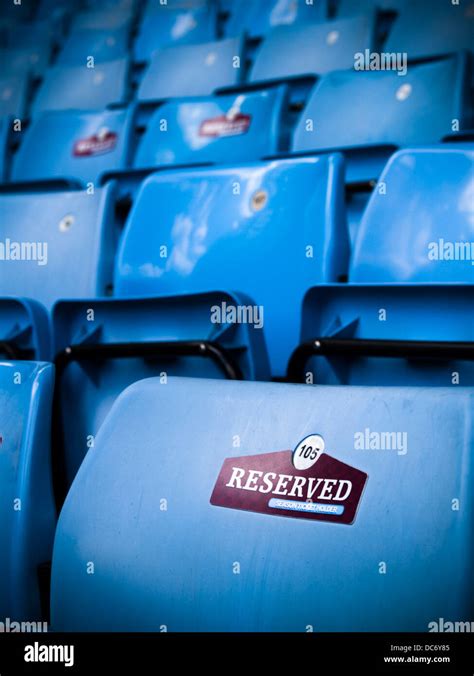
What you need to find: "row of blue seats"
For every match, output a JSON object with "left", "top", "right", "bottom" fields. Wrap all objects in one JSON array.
[
  {"left": 0, "top": 12, "right": 385, "bottom": 116},
  {"left": 1, "top": 146, "right": 472, "bottom": 366},
  {"left": 0, "top": 146, "right": 472, "bottom": 519},
  {"left": 0, "top": 53, "right": 471, "bottom": 194},
  {"left": 3, "top": 0, "right": 472, "bottom": 57},
  {"left": 2, "top": 5, "right": 473, "bottom": 120}
]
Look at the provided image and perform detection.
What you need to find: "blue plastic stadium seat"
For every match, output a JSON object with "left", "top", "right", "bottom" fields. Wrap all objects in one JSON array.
[
  {"left": 138, "top": 37, "right": 242, "bottom": 102},
  {"left": 0, "top": 298, "right": 51, "bottom": 361},
  {"left": 57, "top": 28, "right": 129, "bottom": 66},
  {"left": 11, "top": 108, "right": 135, "bottom": 188},
  {"left": 133, "top": 87, "right": 288, "bottom": 168},
  {"left": 134, "top": 5, "right": 217, "bottom": 63},
  {"left": 0, "top": 74, "right": 29, "bottom": 119},
  {"left": 0, "top": 46, "right": 52, "bottom": 80},
  {"left": 115, "top": 155, "right": 348, "bottom": 376},
  {"left": 0, "top": 361, "right": 55, "bottom": 621},
  {"left": 51, "top": 377, "right": 474, "bottom": 631},
  {"left": 351, "top": 147, "right": 474, "bottom": 283},
  {"left": 385, "top": 0, "right": 474, "bottom": 59},
  {"left": 0, "top": 184, "right": 119, "bottom": 310},
  {"left": 292, "top": 54, "right": 470, "bottom": 183},
  {"left": 291, "top": 147, "right": 474, "bottom": 386},
  {"left": 52, "top": 292, "right": 270, "bottom": 487},
  {"left": 32, "top": 59, "right": 129, "bottom": 114},
  {"left": 226, "top": 0, "right": 328, "bottom": 39},
  {"left": 249, "top": 14, "right": 375, "bottom": 84},
  {"left": 72, "top": 7, "right": 135, "bottom": 31}
]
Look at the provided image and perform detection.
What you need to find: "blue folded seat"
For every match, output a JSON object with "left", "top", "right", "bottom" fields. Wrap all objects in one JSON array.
[
  {"left": 137, "top": 37, "right": 243, "bottom": 103},
  {"left": 133, "top": 88, "right": 289, "bottom": 168},
  {"left": 11, "top": 108, "right": 135, "bottom": 188},
  {"left": 51, "top": 376, "right": 474, "bottom": 630},
  {"left": 289, "top": 146, "right": 474, "bottom": 386},
  {"left": 385, "top": 0, "right": 474, "bottom": 59},
  {"left": 49, "top": 154, "right": 346, "bottom": 492},
  {"left": 226, "top": 0, "right": 328, "bottom": 39},
  {"left": 114, "top": 155, "right": 349, "bottom": 376},
  {"left": 134, "top": 4, "right": 217, "bottom": 63},
  {"left": 249, "top": 14, "right": 375, "bottom": 98},
  {"left": 0, "top": 184, "right": 119, "bottom": 311},
  {"left": 292, "top": 53, "right": 471, "bottom": 238},
  {"left": 0, "top": 45, "right": 52, "bottom": 81},
  {"left": 32, "top": 59, "right": 129, "bottom": 114},
  {"left": 56, "top": 28, "right": 129, "bottom": 66},
  {"left": 96, "top": 86, "right": 290, "bottom": 199},
  {"left": 71, "top": 6, "right": 136, "bottom": 32}
]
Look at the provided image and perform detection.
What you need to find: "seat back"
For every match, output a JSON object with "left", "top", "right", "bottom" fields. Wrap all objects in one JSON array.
[
  {"left": 72, "top": 6, "right": 135, "bottom": 31},
  {"left": 0, "top": 185, "right": 118, "bottom": 310},
  {"left": 51, "top": 377, "right": 474, "bottom": 631},
  {"left": 12, "top": 108, "right": 134, "bottom": 187},
  {"left": 32, "top": 59, "right": 128, "bottom": 114},
  {"left": 138, "top": 37, "right": 243, "bottom": 102},
  {"left": 293, "top": 146, "right": 474, "bottom": 387},
  {"left": 0, "top": 45, "right": 52, "bottom": 80},
  {"left": 226, "top": 0, "right": 328, "bottom": 39},
  {"left": 115, "top": 155, "right": 348, "bottom": 376},
  {"left": 133, "top": 87, "right": 288, "bottom": 168},
  {"left": 134, "top": 5, "right": 217, "bottom": 63},
  {"left": 292, "top": 54, "right": 470, "bottom": 181},
  {"left": 385, "top": 0, "right": 474, "bottom": 59},
  {"left": 351, "top": 147, "right": 474, "bottom": 283},
  {"left": 57, "top": 28, "right": 129, "bottom": 66},
  {"left": 249, "top": 14, "right": 375, "bottom": 84},
  {"left": 0, "top": 361, "right": 55, "bottom": 621}
]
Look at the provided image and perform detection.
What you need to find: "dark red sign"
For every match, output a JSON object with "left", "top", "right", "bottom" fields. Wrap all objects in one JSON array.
[
  {"left": 199, "top": 114, "right": 251, "bottom": 138},
  {"left": 73, "top": 131, "right": 118, "bottom": 157},
  {"left": 210, "top": 450, "right": 367, "bottom": 525}
]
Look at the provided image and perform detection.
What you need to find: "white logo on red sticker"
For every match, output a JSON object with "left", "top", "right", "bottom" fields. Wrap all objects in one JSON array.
[
  {"left": 199, "top": 113, "right": 251, "bottom": 138},
  {"left": 73, "top": 129, "right": 118, "bottom": 157}
]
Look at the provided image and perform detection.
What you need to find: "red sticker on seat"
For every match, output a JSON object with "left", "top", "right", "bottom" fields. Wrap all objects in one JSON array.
[
  {"left": 73, "top": 131, "right": 118, "bottom": 157},
  {"left": 210, "top": 449, "right": 367, "bottom": 525},
  {"left": 199, "top": 114, "right": 251, "bottom": 138}
]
